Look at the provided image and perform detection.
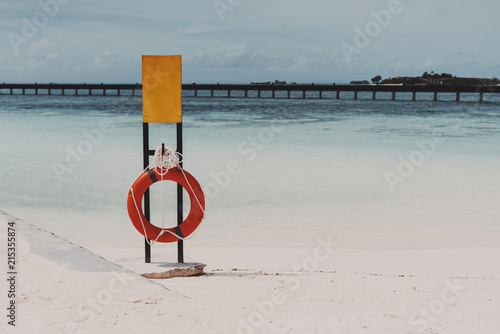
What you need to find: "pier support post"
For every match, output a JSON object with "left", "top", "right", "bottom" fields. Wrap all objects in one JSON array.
[
  {"left": 412, "top": 91, "right": 416, "bottom": 101},
  {"left": 433, "top": 92, "right": 438, "bottom": 101},
  {"left": 336, "top": 91, "right": 340, "bottom": 99},
  {"left": 287, "top": 91, "right": 291, "bottom": 99},
  {"left": 303, "top": 91, "right": 306, "bottom": 99},
  {"left": 211, "top": 90, "right": 214, "bottom": 97},
  {"left": 103, "top": 89, "right": 107, "bottom": 96},
  {"left": 132, "top": 89, "right": 135, "bottom": 96},
  {"left": 227, "top": 90, "right": 230, "bottom": 97},
  {"left": 35, "top": 89, "right": 38, "bottom": 95},
  {"left": 479, "top": 92, "right": 483, "bottom": 102},
  {"left": 118, "top": 89, "right": 121, "bottom": 96},
  {"left": 258, "top": 90, "right": 261, "bottom": 98},
  {"left": 23, "top": 89, "right": 26, "bottom": 95},
  {"left": 10, "top": 88, "right": 13, "bottom": 95},
  {"left": 372, "top": 91, "right": 376, "bottom": 100},
  {"left": 392, "top": 91, "right": 396, "bottom": 100},
  {"left": 48, "top": 89, "right": 51, "bottom": 95},
  {"left": 245, "top": 90, "right": 248, "bottom": 98},
  {"left": 272, "top": 90, "right": 275, "bottom": 98},
  {"left": 354, "top": 91, "right": 358, "bottom": 100},
  {"left": 456, "top": 92, "right": 460, "bottom": 102},
  {"left": 319, "top": 91, "right": 323, "bottom": 99},
  {"left": 194, "top": 90, "right": 197, "bottom": 97}
]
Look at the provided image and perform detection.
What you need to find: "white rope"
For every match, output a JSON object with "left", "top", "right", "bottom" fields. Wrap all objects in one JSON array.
[
  {"left": 153, "top": 145, "right": 183, "bottom": 175},
  {"left": 129, "top": 145, "right": 206, "bottom": 246}
]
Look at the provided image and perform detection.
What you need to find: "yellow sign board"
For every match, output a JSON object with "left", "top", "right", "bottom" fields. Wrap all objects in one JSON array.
[{"left": 142, "top": 55, "right": 182, "bottom": 123}]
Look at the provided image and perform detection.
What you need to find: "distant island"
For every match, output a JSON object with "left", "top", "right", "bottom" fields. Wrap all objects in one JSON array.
[
  {"left": 251, "top": 80, "right": 292, "bottom": 85},
  {"left": 351, "top": 73, "right": 500, "bottom": 86}
]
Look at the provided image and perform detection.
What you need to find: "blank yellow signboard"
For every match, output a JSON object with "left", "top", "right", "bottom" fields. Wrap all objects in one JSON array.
[{"left": 142, "top": 55, "right": 182, "bottom": 123}]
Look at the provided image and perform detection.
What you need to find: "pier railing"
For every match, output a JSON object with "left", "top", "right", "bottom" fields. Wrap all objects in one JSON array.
[{"left": 1, "top": 83, "right": 499, "bottom": 101}]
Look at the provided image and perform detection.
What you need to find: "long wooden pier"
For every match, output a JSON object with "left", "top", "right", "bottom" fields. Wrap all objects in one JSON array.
[{"left": 1, "top": 83, "right": 499, "bottom": 102}]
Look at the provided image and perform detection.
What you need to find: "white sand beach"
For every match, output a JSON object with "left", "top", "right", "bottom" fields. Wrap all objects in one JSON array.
[{"left": 3, "top": 210, "right": 500, "bottom": 334}]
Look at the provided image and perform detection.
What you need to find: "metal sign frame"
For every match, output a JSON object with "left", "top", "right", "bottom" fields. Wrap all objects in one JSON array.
[
  {"left": 142, "top": 55, "right": 184, "bottom": 264},
  {"left": 142, "top": 123, "right": 184, "bottom": 263}
]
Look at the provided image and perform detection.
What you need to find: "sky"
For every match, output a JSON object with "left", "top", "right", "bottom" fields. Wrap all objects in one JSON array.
[{"left": 1, "top": 0, "right": 499, "bottom": 83}]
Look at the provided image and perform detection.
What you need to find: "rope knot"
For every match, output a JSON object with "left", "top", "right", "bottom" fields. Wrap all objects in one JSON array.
[{"left": 153, "top": 145, "right": 183, "bottom": 175}]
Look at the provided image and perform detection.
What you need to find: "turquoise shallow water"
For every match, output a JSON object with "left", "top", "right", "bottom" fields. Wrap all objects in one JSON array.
[{"left": 1, "top": 93, "right": 499, "bottom": 248}]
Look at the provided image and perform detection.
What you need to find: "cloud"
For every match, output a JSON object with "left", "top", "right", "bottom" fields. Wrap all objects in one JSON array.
[
  {"left": 91, "top": 51, "right": 115, "bottom": 69},
  {"left": 0, "top": 0, "right": 498, "bottom": 82},
  {"left": 27, "top": 38, "right": 60, "bottom": 56},
  {"left": 419, "top": 59, "right": 444, "bottom": 70},
  {"left": 185, "top": 44, "right": 261, "bottom": 70}
]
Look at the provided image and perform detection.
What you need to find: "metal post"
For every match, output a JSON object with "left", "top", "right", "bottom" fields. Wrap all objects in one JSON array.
[
  {"left": 177, "top": 122, "right": 184, "bottom": 263},
  {"left": 143, "top": 123, "right": 151, "bottom": 263}
]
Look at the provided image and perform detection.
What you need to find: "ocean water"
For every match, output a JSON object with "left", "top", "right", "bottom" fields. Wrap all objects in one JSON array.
[{"left": 1, "top": 91, "right": 500, "bottom": 253}]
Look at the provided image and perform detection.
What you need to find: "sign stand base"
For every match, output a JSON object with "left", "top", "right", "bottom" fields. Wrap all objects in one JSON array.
[
  {"left": 141, "top": 263, "right": 206, "bottom": 279},
  {"left": 116, "top": 258, "right": 205, "bottom": 279}
]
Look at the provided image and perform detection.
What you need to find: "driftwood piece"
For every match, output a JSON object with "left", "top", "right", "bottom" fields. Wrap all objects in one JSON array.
[{"left": 141, "top": 264, "right": 206, "bottom": 279}]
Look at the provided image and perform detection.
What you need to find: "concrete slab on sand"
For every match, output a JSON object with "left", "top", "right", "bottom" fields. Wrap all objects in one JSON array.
[
  {"left": 1, "top": 210, "right": 206, "bottom": 280},
  {"left": 1, "top": 210, "right": 129, "bottom": 274}
]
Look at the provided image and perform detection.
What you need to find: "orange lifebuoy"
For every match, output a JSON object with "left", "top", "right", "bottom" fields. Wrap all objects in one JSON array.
[{"left": 127, "top": 167, "right": 205, "bottom": 243}]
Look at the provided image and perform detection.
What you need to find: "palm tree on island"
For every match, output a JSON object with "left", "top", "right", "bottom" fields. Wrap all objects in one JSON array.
[{"left": 371, "top": 75, "right": 382, "bottom": 85}]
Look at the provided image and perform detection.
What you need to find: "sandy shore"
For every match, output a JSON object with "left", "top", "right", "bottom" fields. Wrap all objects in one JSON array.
[{"left": 2, "top": 211, "right": 500, "bottom": 334}]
